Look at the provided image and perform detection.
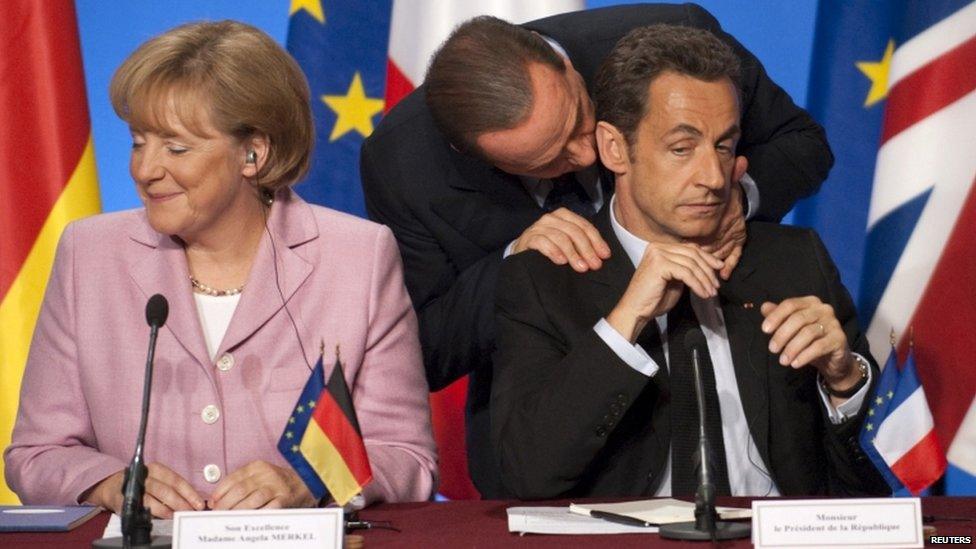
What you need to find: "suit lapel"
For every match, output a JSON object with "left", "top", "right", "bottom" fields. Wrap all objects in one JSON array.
[
  {"left": 217, "top": 192, "right": 314, "bottom": 356},
  {"left": 127, "top": 214, "right": 212, "bottom": 369},
  {"left": 719, "top": 241, "right": 772, "bottom": 470}
]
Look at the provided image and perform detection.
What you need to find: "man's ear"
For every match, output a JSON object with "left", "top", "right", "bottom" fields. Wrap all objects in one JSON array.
[
  {"left": 595, "top": 121, "right": 629, "bottom": 175},
  {"left": 242, "top": 134, "right": 270, "bottom": 178},
  {"left": 732, "top": 155, "right": 748, "bottom": 185}
]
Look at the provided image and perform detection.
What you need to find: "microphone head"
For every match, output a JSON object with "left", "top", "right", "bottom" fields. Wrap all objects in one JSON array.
[
  {"left": 683, "top": 330, "right": 706, "bottom": 355},
  {"left": 145, "top": 294, "right": 169, "bottom": 328}
]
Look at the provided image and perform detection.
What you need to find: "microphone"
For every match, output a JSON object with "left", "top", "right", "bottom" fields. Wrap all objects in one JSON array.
[
  {"left": 659, "top": 331, "right": 750, "bottom": 541},
  {"left": 94, "top": 294, "right": 172, "bottom": 548}
]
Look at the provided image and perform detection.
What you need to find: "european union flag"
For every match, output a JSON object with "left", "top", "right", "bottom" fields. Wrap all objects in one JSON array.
[{"left": 287, "top": 0, "right": 392, "bottom": 216}]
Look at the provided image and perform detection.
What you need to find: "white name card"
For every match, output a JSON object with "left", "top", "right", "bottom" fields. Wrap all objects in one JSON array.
[
  {"left": 172, "top": 508, "right": 343, "bottom": 549},
  {"left": 752, "top": 498, "right": 922, "bottom": 548}
]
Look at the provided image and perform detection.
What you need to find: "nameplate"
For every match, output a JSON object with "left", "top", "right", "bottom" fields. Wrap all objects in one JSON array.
[
  {"left": 752, "top": 498, "right": 922, "bottom": 548},
  {"left": 172, "top": 508, "right": 343, "bottom": 549}
]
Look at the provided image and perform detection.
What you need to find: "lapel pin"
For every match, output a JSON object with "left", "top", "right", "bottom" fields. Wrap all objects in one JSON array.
[{"left": 743, "top": 302, "right": 754, "bottom": 309}]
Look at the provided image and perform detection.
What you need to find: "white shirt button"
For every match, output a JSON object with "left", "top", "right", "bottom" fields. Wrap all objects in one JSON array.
[
  {"left": 216, "top": 353, "right": 234, "bottom": 371},
  {"left": 201, "top": 404, "right": 220, "bottom": 424},
  {"left": 203, "top": 464, "right": 221, "bottom": 483}
]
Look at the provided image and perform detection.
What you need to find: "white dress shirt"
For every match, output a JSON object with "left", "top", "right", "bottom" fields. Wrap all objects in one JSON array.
[{"left": 591, "top": 195, "right": 871, "bottom": 496}]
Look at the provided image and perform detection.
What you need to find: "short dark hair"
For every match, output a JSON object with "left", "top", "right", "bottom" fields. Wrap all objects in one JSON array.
[
  {"left": 594, "top": 24, "right": 741, "bottom": 147},
  {"left": 424, "top": 16, "right": 564, "bottom": 156}
]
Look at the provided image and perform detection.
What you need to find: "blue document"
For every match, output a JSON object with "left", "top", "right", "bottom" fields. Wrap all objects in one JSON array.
[{"left": 0, "top": 505, "right": 100, "bottom": 532}]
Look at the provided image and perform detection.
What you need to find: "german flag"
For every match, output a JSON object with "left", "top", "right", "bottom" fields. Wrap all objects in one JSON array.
[
  {"left": 0, "top": 1, "right": 101, "bottom": 503},
  {"left": 278, "top": 350, "right": 372, "bottom": 506}
]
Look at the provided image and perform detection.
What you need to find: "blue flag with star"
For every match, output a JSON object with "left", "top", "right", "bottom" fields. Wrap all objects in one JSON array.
[
  {"left": 859, "top": 346, "right": 908, "bottom": 495},
  {"left": 286, "top": 0, "right": 392, "bottom": 216},
  {"left": 791, "top": 0, "right": 970, "bottom": 308}
]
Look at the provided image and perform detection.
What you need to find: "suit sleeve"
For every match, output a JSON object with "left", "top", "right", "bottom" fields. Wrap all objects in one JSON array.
[
  {"left": 3, "top": 223, "right": 128, "bottom": 504},
  {"left": 490, "top": 254, "right": 651, "bottom": 499},
  {"left": 806, "top": 229, "right": 890, "bottom": 496},
  {"left": 361, "top": 135, "right": 502, "bottom": 391},
  {"left": 355, "top": 226, "right": 438, "bottom": 504},
  {"left": 687, "top": 3, "right": 833, "bottom": 221}
]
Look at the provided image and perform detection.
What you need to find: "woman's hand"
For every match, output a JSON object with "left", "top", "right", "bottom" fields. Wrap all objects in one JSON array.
[
  {"left": 210, "top": 460, "right": 316, "bottom": 510},
  {"left": 84, "top": 463, "right": 206, "bottom": 518}
]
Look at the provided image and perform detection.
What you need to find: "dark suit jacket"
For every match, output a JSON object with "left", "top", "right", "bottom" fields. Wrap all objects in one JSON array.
[
  {"left": 361, "top": 3, "right": 834, "bottom": 498},
  {"left": 491, "top": 206, "right": 889, "bottom": 499}
]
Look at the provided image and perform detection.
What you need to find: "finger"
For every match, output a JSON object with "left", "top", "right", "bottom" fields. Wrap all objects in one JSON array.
[
  {"left": 768, "top": 307, "right": 819, "bottom": 356},
  {"left": 661, "top": 261, "right": 713, "bottom": 300},
  {"left": 661, "top": 246, "right": 721, "bottom": 289},
  {"left": 659, "top": 250, "right": 718, "bottom": 297},
  {"left": 144, "top": 493, "right": 173, "bottom": 519},
  {"left": 261, "top": 497, "right": 285, "bottom": 510},
  {"left": 211, "top": 480, "right": 252, "bottom": 510},
  {"left": 760, "top": 297, "right": 808, "bottom": 333},
  {"left": 719, "top": 244, "right": 743, "bottom": 281},
  {"left": 231, "top": 487, "right": 276, "bottom": 510},
  {"left": 551, "top": 208, "right": 612, "bottom": 259},
  {"left": 779, "top": 321, "right": 826, "bottom": 367},
  {"left": 144, "top": 474, "right": 197, "bottom": 513},
  {"left": 147, "top": 463, "right": 205, "bottom": 511},
  {"left": 542, "top": 226, "right": 591, "bottom": 272},
  {"left": 709, "top": 237, "right": 737, "bottom": 261},
  {"left": 791, "top": 336, "right": 834, "bottom": 370},
  {"left": 522, "top": 235, "right": 568, "bottom": 265}
]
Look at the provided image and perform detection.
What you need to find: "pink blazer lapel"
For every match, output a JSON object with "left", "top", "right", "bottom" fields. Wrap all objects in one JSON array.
[
  {"left": 216, "top": 191, "right": 315, "bottom": 357},
  {"left": 127, "top": 214, "right": 212, "bottom": 369}
]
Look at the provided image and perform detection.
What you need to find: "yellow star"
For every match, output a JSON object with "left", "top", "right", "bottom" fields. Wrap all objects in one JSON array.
[
  {"left": 285, "top": 431, "right": 293, "bottom": 439},
  {"left": 866, "top": 423, "right": 873, "bottom": 432},
  {"left": 308, "top": 400, "right": 316, "bottom": 408},
  {"left": 289, "top": 0, "right": 325, "bottom": 24},
  {"left": 296, "top": 404, "right": 305, "bottom": 413},
  {"left": 887, "top": 390, "right": 894, "bottom": 400},
  {"left": 868, "top": 408, "right": 874, "bottom": 417},
  {"left": 322, "top": 72, "right": 385, "bottom": 142},
  {"left": 875, "top": 396, "right": 884, "bottom": 405},
  {"left": 856, "top": 39, "right": 895, "bottom": 107},
  {"left": 288, "top": 417, "right": 295, "bottom": 424},
  {"left": 292, "top": 444, "right": 300, "bottom": 453}
]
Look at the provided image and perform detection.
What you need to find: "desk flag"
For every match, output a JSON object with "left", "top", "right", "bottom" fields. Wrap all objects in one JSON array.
[
  {"left": 278, "top": 351, "right": 372, "bottom": 506},
  {"left": 859, "top": 348, "right": 907, "bottom": 495},
  {"left": 794, "top": 0, "right": 976, "bottom": 494},
  {"left": 0, "top": 0, "right": 101, "bottom": 504},
  {"left": 874, "top": 350, "right": 947, "bottom": 495}
]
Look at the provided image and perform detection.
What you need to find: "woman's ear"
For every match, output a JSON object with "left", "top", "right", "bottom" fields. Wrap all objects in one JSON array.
[
  {"left": 595, "top": 121, "right": 630, "bottom": 176},
  {"left": 242, "top": 134, "right": 270, "bottom": 178}
]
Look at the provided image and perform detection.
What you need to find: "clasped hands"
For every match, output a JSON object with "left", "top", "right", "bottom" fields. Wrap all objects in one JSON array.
[{"left": 86, "top": 460, "right": 317, "bottom": 518}]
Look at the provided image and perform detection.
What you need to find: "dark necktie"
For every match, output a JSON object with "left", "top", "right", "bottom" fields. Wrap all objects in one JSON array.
[
  {"left": 667, "top": 291, "right": 732, "bottom": 496},
  {"left": 543, "top": 173, "right": 596, "bottom": 217}
]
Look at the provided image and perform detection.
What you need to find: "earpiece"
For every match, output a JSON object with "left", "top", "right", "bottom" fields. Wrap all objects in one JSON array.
[{"left": 246, "top": 150, "right": 257, "bottom": 164}]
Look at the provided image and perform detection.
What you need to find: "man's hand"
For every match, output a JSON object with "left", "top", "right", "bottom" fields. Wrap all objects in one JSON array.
[
  {"left": 513, "top": 208, "right": 611, "bottom": 272},
  {"left": 760, "top": 297, "right": 862, "bottom": 399},
  {"left": 703, "top": 181, "right": 746, "bottom": 280},
  {"left": 210, "top": 460, "right": 316, "bottom": 510},
  {"left": 607, "top": 242, "right": 722, "bottom": 341},
  {"left": 84, "top": 463, "right": 206, "bottom": 518}
]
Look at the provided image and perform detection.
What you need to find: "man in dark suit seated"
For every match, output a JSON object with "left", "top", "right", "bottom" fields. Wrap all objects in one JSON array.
[
  {"left": 362, "top": 5, "right": 837, "bottom": 498},
  {"left": 491, "top": 24, "right": 889, "bottom": 499}
]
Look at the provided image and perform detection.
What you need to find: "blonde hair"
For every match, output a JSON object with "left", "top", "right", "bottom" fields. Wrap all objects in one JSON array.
[{"left": 110, "top": 20, "right": 313, "bottom": 190}]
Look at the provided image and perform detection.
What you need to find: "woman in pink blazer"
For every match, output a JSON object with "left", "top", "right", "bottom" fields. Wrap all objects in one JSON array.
[{"left": 4, "top": 21, "right": 436, "bottom": 516}]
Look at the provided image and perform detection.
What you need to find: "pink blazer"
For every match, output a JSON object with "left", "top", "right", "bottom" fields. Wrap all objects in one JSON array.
[{"left": 5, "top": 190, "right": 437, "bottom": 505}]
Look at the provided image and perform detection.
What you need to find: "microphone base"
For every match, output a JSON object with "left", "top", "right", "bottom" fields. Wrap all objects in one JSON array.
[
  {"left": 92, "top": 535, "right": 172, "bottom": 548},
  {"left": 659, "top": 520, "right": 751, "bottom": 541}
]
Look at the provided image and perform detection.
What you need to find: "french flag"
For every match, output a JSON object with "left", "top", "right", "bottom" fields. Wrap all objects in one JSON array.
[{"left": 873, "top": 350, "right": 947, "bottom": 495}]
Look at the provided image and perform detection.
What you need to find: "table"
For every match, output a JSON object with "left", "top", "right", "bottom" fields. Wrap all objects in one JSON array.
[{"left": 2, "top": 497, "right": 974, "bottom": 548}]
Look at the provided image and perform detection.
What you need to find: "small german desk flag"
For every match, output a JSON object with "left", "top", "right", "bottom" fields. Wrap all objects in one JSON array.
[{"left": 278, "top": 349, "right": 372, "bottom": 506}]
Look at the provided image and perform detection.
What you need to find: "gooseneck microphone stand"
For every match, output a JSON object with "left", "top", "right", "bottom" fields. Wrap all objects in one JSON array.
[
  {"left": 659, "top": 332, "right": 751, "bottom": 542},
  {"left": 94, "top": 294, "right": 172, "bottom": 548}
]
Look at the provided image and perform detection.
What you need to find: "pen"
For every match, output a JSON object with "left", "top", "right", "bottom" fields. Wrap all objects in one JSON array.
[{"left": 589, "top": 510, "right": 656, "bottom": 528}]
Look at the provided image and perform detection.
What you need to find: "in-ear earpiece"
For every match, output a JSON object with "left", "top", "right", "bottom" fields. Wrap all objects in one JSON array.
[{"left": 246, "top": 150, "right": 257, "bottom": 164}]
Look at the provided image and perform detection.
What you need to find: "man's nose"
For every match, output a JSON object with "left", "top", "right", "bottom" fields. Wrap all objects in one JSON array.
[
  {"left": 698, "top": 149, "right": 726, "bottom": 190},
  {"left": 565, "top": 133, "right": 597, "bottom": 169}
]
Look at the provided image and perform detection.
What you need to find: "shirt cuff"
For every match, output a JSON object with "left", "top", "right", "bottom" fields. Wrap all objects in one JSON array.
[
  {"left": 818, "top": 353, "right": 873, "bottom": 424},
  {"left": 593, "top": 318, "right": 660, "bottom": 377},
  {"left": 740, "top": 173, "right": 760, "bottom": 220},
  {"left": 503, "top": 239, "right": 517, "bottom": 258}
]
